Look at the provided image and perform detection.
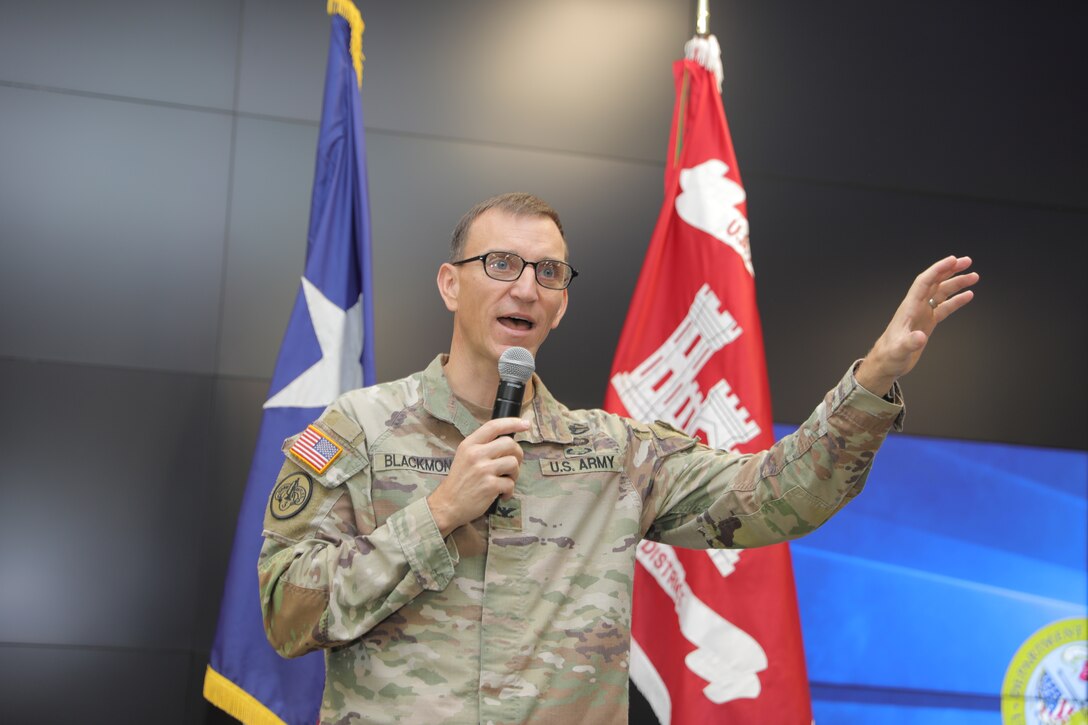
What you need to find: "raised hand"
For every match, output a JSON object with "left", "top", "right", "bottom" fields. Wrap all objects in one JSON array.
[{"left": 855, "top": 256, "right": 979, "bottom": 396}]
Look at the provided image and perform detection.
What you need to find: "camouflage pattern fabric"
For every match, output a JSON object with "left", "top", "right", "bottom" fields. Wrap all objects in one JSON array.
[{"left": 259, "top": 354, "right": 903, "bottom": 724}]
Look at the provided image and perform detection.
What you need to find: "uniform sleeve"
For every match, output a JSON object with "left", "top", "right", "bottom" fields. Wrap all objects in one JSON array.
[
  {"left": 258, "top": 406, "right": 459, "bottom": 658},
  {"left": 641, "top": 363, "right": 904, "bottom": 549}
]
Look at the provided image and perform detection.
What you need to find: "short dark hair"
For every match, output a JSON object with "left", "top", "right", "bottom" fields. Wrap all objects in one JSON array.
[{"left": 449, "top": 192, "right": 566, "bottom": 261}]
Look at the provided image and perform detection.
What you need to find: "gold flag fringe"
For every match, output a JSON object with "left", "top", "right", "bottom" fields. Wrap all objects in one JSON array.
[
  {"left": 327, "top": 0, "right": 365, "bottom": 87},
  {"left": 203, "top": 665, "right": 289, "bottom": 725}
]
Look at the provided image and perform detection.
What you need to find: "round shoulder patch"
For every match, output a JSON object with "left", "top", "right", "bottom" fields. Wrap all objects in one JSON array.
[
  {"left": 269, "top": 472, "right": 314, "bottom": 520},
  {"left": 1001, "top": 617, "right": 1087, "bottom": 725}
]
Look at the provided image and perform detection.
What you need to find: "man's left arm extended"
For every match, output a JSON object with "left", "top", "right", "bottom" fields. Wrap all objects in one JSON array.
[
  {"left": 642, "top": 363, "right": 903, "bottom": 549},
  {"left": 642, "top": 254, "right": 976, "bottom": 548}
]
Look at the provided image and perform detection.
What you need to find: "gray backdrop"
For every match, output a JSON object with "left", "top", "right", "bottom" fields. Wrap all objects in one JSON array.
[{"left": 0, "top": 0, "right": 1084, "bottom": 722}]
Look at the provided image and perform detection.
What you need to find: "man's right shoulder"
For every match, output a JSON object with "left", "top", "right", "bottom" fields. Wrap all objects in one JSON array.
[
  {"left": 279, "top": 369, "right": 427, "bottom": 481},
  {"left": 332, "top": 369, "right": 426, "bottom": 432}
]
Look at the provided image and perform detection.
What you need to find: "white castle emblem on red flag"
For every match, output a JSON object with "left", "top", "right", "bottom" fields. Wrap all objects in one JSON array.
[{"left": 610, "top": 283, "right": 760, "bottom": 452}]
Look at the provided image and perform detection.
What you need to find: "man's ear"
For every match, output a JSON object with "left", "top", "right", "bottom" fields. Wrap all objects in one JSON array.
[
  {"left": 437, "top": 263, "right": 459, "bottom": 312},
  {"left": 549, "top": 289, "right": 569, "bottom": 330}
]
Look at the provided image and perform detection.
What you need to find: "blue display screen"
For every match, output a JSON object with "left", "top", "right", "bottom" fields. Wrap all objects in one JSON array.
[{"left": 778, "top": 424, "right": 1088, "bottom": 723}]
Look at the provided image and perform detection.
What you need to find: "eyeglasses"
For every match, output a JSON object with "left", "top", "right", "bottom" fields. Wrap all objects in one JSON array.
[{"left": 450, "top": 251, "right": 579, "bottom": 290}]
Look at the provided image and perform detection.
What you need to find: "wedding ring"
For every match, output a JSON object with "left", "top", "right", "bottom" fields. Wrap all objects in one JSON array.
[{"left": 928, "top": 297, "right": 938, "bottom": 309}]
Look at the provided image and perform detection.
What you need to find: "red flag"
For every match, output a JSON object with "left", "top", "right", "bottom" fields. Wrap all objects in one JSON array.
[{"left": 605, "top": 37, "right": 813, "bottom": 724}]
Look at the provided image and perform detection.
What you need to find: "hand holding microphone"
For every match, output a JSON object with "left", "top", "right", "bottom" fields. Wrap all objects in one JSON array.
[
  {"left": 486, "top": 347, "right": 535, "bottom": 515},
  {"left": 426, "top": 348, "right": 535, "bottom": 534}
]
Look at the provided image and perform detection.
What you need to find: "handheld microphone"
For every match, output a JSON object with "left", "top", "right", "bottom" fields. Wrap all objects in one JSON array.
[{"left": 487, "top": 346, "right": 535, "bottom": 515}]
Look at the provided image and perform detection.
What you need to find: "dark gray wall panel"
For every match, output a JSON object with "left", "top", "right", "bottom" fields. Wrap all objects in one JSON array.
[
  {"left": 0, "top": 86, "right": 231, "bottom": 373},
  {"left": 237, "top": 0, "right": 686, "bottom": 163},
  {"left": 0, "top": 358, "right": 213, "bottom": 648},
  {"left": 715, "top": 0, "right": 1088, "bottom": 209},
  {"left": 363, "top": 130, "right": 664, "bottom": 406},
  {"left": 235, "top": 0, "right": 329, "bottom": 122},
  {"left": 0, "top": 644, "right": 191, "bottom": 725},
  {"left": 0, "top": 0, "right": 240, "bottom": 109},
  {"left": 361, "top": 0, "right": 685, "bottom": 162},
  {"left": 217, "top": 117, "right": 318, "bottom": 378},
  {"left": 191, "top": 377, "right": 270, "bottom": 651},
  {"left": 750, "top": 176, "right": 1087, "bottom": 448}
]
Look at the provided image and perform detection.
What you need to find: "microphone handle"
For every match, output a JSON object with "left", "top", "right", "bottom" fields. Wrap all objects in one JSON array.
[
  {"left": 487, "top": 379, "right": 525, "bottom": 515},
  {"left": 492, "top": 379, "right": 525, "bottom": 419}
]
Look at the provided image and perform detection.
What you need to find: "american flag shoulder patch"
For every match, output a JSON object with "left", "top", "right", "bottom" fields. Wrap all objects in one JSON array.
[{"left": 289, "top": 425, "right": 344, "bottom": 474}]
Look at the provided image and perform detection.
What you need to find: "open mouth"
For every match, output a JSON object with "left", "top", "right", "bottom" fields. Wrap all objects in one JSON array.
[{"left": 498, "top": 315, "right": 535, "bottom": 331}]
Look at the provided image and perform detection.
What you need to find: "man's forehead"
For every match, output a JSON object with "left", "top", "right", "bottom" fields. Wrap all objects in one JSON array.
[{"left": 464, "top": 209, "right": 568, "bottom": 258}]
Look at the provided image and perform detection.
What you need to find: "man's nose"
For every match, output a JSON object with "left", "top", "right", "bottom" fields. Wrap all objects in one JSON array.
[{"left": 509, "top": 266, "right": 539, "bottom": 300}]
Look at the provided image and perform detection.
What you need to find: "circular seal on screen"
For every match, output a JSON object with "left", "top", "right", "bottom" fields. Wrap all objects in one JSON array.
[
  {"left": 1001, "top": 618, "right": 1087, "bottom": 725},
  {"left": 270, "top": 472, "right": 314, "bottom": 520}
]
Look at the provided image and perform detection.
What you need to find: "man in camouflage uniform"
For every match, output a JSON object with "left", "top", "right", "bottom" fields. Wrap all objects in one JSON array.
[{"left": 259, "top": 193, "right": 978, "bottom": 724}]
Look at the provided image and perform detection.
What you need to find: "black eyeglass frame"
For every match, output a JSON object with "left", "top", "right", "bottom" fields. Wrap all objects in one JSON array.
[{"left": 450, "top": 251, "right": 579, "bottom": 290}]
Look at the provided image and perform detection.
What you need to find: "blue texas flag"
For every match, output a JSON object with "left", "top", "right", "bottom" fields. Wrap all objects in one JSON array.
[{"left": 204, "top": 2, "right": 375, "bottom": 723}]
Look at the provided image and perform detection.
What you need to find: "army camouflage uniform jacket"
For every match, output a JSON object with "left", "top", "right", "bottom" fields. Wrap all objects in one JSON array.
[{"left": 259, "top": 354, "right": 904, "bottom": 724}]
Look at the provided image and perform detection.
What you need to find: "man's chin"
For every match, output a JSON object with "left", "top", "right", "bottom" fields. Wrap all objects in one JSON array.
[{"left": 493, "top": 338, "right": 541, "bottom": 360}]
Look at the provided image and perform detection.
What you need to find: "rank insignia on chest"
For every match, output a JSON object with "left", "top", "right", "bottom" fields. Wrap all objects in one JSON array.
[{"left": 289, "top": 425, "right": 343, "bottom": 474}]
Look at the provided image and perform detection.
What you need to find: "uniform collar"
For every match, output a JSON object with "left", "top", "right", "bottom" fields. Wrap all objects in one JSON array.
[{"left": 421, "top": 354, "right": 573, "bottom": 445}]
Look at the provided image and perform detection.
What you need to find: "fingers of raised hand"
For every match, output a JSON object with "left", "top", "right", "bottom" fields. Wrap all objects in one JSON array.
[
  {"left": 913, "top": 256, "right": 976, "bottom": 312},
  {"left": 915, "top": 255, "right": 973, "bottom": 292},
  {"left": 932, "top": 289, "right": 975, "bottom": 322},
  {"left": 929, "top": 272, "right": 978, "bottom": 311},
  {"left": 925, "top": 263, "right": 978, "bottom": 320},
  {"left": 936, "top": 271, "right": 978, "bottom": 298},
  {"left": 914, "top": 255, "right": 958, "bottom": 289}
]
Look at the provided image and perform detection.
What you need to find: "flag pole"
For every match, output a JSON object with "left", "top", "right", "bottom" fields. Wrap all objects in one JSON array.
[{"left": 696, "top": 0, "right": 710, "bottom": 36}]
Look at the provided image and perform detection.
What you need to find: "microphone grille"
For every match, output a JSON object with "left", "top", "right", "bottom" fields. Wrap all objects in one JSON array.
[{"left": 498, "top": 346, "right": 535, "bottom": 383}]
